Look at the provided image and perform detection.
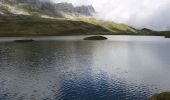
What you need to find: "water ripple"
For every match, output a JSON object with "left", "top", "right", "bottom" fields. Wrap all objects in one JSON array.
[{"left": 0, "top": 40, "right": 169, "bottom": 100}]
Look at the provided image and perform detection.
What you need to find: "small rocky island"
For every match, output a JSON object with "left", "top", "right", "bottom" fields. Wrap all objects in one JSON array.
[
  {"left": 84, "top": 36, "right": 108, "bottom": 40},
  {"left": 14, "top": 39, "right": 34, "bottom": 42}
]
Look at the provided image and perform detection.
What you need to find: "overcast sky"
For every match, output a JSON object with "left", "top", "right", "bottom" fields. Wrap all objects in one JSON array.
[{"left": 52, "top": 0, "right": 170, "bottom": 31}]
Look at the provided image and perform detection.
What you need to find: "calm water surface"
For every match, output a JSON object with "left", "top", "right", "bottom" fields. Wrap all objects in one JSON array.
[{"left": 0, "top": 36, "right": 170, "bottom": 100}]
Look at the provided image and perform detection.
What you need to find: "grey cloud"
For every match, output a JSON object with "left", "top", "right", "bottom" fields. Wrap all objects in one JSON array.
[
  {"left": 52, "top": 0, "right": 170, "bottom": 31},
  {"left": 92, "top": 0, "right": 170, "bottom": 31}
]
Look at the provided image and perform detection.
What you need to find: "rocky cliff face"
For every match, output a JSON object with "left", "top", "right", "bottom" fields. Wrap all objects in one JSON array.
[
  {"left": 1, "top": 0, "right": 40, "bottom": 4},
  {"left": 0, "top": 0, "right": 95, "bottom": 17},
  {"left": 75, "top": 5, "right": 95, "bottom": 16},
  {"left": 53, "top": 2, "right": 95, "bottom": 17}
]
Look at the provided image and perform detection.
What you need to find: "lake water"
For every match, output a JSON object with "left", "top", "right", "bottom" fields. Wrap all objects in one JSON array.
[{"left": 0, "top": 36, "right": 170, "bottom": 100}]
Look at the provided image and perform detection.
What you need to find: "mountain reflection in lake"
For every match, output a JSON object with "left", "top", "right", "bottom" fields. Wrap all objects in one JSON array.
[{"left": 0, "top": 39, "right": 170, "bottom": 100}]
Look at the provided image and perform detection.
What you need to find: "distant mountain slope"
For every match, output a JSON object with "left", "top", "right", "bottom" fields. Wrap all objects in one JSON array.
[
  {"left": 0, "top": 0, "right": 137, "bottom": 35},
  {"left": 0, "top": 0, "right": 169, "bottom": 37},
  {"left": 0, "top": 15, "right": 169, "bottom": 37},
  {"left": 74, "top": 18, "right": 137, "bottom": 33},
  {"left": 0, "top": 0, "right": 95, "bottom": 17},
  {"left": 0, "top": 15, "right": 110, "bottom": 36},
  {"left": 0, "top": 1, "right": 30, "bottom": 15}
]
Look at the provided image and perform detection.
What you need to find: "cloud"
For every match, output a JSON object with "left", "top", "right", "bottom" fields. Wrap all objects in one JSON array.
[
  {"left": 52, "top": 0, "right": 170, "bottom": 31},
  {"left": 91, "top": 0, "right": 170, "bottom": 31}
]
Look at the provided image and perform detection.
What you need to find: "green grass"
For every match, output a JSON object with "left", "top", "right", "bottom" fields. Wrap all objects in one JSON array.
[
  {"left": 0, "top": 1, "right": 169, "bottom": 37},
  {"left": 74, "top": 18, "right": 138, "bottom": 33},
  {"left": 149, "top": 92, "right": 170, "bottom": 100},
  {"left": 0, "top": 15, "right": 110, "bottom": 36},
  {"left": 73, "top": 18, "right": 170, "bottom": 37},
  {"left": 0, "top": 15, "right": 169, "bottom": 37}
]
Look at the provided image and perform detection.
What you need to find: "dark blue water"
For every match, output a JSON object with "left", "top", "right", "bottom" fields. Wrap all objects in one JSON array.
[{"left": 0, "top": 39, "right": 170, "bottom": 100}]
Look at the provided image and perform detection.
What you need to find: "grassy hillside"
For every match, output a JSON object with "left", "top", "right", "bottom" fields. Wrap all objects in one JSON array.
[
  {"left": 149, "top": 92, "right": 170, "bottom": 100},
  {"left": 0, "top": 1, "right": 169, "bottom": 37},
  {"left": 0, "top": 15, "right": 169, "bottom": 37},
  {"left": 74, "top": 18, "right": 137, "bottom": 33},
  {"left": 73, "top": 18, "right": 170, "bottom": 37},
  {"left": 0, "top": 1, "right": 47, "bottom": 16},
  {"left": 0, "top": 3, "right": 12, "bottom": 14},
  {"left": 0, "top": 2, "right": 30, "bottom": 15},
  {"left": 0, "top": 15, "right": 111, "bottom": 36}
]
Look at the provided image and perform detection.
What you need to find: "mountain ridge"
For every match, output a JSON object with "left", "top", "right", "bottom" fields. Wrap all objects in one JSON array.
[
  {"left": 0, "top": 0, "right": 169, "bottom": 37},
  {"left": 0, "top": 0, "right": 95, "bottom": 17}
]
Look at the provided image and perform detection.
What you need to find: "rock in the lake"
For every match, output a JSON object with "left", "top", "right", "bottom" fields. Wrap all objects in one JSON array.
[
  {"left": 141, "top": 28, "right": 153, "bottom": 32},
  {"left": 84, "top": 36, "right": 107, "bottom": 40},
  {"left": 14, "top": 39, "right": 34, "bottom": 42}
]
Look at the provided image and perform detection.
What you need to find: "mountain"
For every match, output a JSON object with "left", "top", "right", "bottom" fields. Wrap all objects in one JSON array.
[
  {"left": 75, "top": 5, "right": 95, "bottom": 16},
  {"left": 1, "top": 0, "right": 168, "bottom": 37},
  {"left": 0, "top": 0, "right": 95, "bottom": 17},
  {"left": 0, "top": 15, "right": 110, "bottom": 36}
]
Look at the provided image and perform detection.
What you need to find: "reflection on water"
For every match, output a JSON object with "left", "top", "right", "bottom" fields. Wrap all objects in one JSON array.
[{"left": 0, "top": 40, "right": 170, "bottom": 100}]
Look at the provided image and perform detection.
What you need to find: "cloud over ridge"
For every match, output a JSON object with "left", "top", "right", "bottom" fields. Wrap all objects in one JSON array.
[{"left": 52, "top": 0, "right": 170, "bottom": 31}]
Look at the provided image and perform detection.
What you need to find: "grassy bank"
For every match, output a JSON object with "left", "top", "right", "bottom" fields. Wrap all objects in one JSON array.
[
  {"left": 0, "top": 15, "right": 169, "bottom": 37},
  {"left": 149, "top": 92, "right": 170, "bottom": 100},
  {"left": 0, "top": 15, "right": 111, "bottom": 36},
  {"left": 73, "top": 18, "right": 137, "bottom": 33}
]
